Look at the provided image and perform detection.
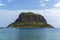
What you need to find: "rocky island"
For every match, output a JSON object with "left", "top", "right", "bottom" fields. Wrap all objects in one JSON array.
[{"left": 7, "top": 12, "right": 54, "bottom": 28}]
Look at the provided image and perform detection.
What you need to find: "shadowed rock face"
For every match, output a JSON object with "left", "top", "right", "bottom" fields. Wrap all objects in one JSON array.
[
  {"left": 7, "top": 12, "right": 54, "bottom": 28},
  {"left": 15, "top": 12, "right": 47, "bottom": 23}
]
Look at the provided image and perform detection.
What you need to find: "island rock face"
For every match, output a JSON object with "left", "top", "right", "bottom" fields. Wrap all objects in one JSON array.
[
  {"left": 7, "top": 12, "right": 54, "bottom": 28},
  {"left": 15, "top": 12, "right": 47, "bottom": 23}
]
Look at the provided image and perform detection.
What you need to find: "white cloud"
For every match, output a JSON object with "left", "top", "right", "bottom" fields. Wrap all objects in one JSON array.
[
  {"left": 0, "top": 3, "right": 5, "bottom": 6},
  {"left": 7, "top": 0, "right": 15, "bottom": 3},
  {"left": 40, "top": 3, "right": 46, "bottom": 6},
  {"left": 44, "top": 0, "right": 49, "bottom": 1},
  {"left": 39, "top": 1, "right": 44, "bottom": 3},
  {"left": 39, "top": 0, "right": 49, "bottom": 3},
  {"left": 38, "top": 0, "right": 48, "bottom": 7},
  {"left": 54, "top": 2, "right": 60, "bottom": 8}
]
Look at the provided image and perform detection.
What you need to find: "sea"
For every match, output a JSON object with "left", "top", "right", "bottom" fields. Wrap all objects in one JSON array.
[{"left": 0, "top": 28, "right": 60, "bottom": 40}]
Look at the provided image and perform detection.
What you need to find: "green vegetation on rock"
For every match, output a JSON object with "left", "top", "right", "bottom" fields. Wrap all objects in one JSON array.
[
  {"left": 8, "top": 22, "right": 53, "bottom": 28},
  {"left": 21, "top": 12, "right": 39, "bottom": 15}
]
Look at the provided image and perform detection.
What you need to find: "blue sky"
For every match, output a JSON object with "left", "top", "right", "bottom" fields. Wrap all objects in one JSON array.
[
  {"left": 0, "top": 0, "right": 60, "bottom": 28},
  {"left": 0, "top": 0, "right": 59, "bottom": 10}
]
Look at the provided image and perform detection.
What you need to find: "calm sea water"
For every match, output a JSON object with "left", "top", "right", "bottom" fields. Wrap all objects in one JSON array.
[{"left": 0, "top": 28, "right": 60, "bottom": 40}]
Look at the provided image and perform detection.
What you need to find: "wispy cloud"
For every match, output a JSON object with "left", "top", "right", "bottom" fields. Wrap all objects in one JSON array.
[
  {"left": 0, "top": 0, "right": 15, "bottom": 7},
  {"left": 44, "top": 0, "right": 49, "bottom": 2},
  {"left": 38, "top": 2, "right": 46, "bottom": 6},
  {"left": 0, "top": 3, "right": 5, "bottom": 6},
  {"left": 39, "top": 0, "right": 49, "bottom": 3},
  {"left": 7, "top": 0, "right": 15, "bottom": 3},
  {"left": 38, "top": 0, "right": 43, "bottom": 3},
  {"left": 40, "top": 3, "right": 46, "bottom": 6},
  {"left": 38, "top": 0, "right": 49, "bottom": 7},
  {"left": 53, "top": 2, "right": 60, "bottom": 8}
]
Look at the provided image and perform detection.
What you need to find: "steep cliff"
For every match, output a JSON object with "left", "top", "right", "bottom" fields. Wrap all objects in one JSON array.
[{"left": 7, "top": 12, "right": 54, "bottom": 28}]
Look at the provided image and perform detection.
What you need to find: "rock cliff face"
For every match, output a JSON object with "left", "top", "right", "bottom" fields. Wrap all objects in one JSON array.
[
  {"left": 7, "top": 12, "right": 54, "bottom": 28},
  {"left": 15, "top": 12, "right": 47, "bottom": 23}
]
